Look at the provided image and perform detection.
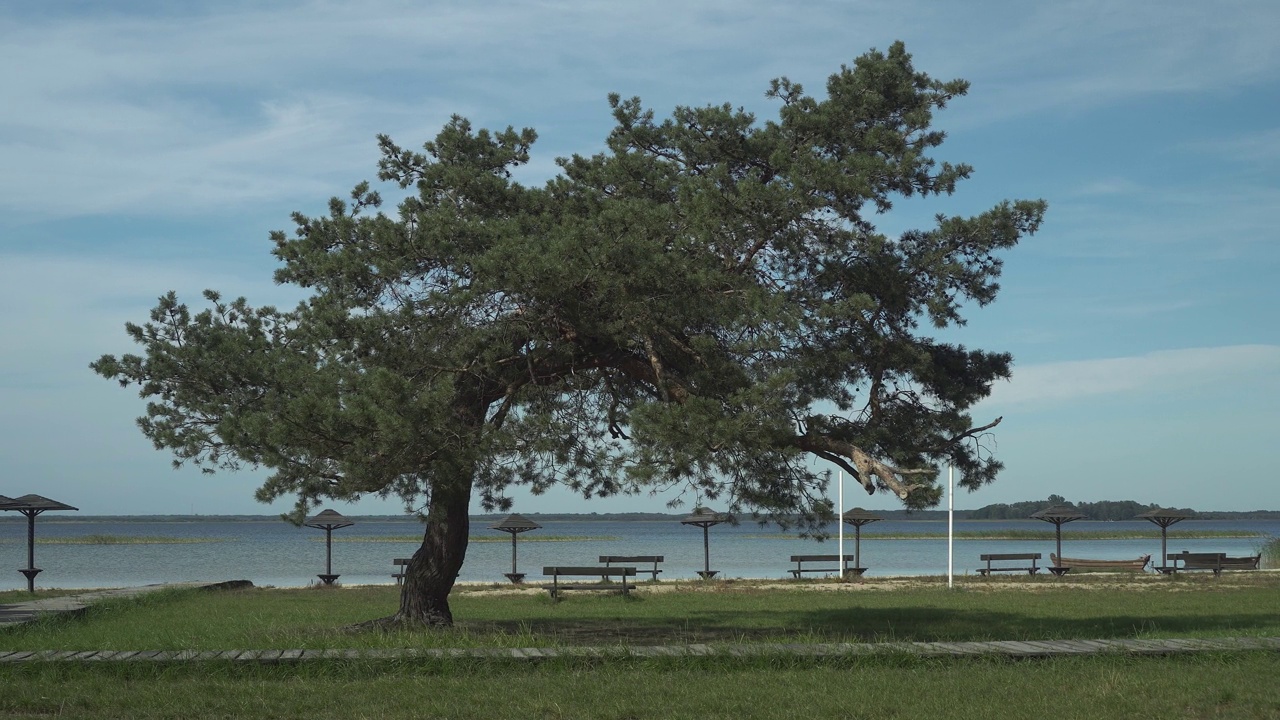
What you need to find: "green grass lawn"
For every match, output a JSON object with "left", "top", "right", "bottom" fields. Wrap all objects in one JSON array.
[
  {"left": 2, "top": 574, "right": 1278, "bottom": 719},
  {"left": 4, "top": 573, "right": 1278, "bottom": 651}
]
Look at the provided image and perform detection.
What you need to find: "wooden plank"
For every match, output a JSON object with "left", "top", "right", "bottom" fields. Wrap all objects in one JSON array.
[{"left": 988, "top": 641, "right": 1053, "bottom": 657}]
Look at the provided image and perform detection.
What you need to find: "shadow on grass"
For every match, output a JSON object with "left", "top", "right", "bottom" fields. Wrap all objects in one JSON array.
[{"left": 459, "top": 604, "right": 1280, "bottom": 645}]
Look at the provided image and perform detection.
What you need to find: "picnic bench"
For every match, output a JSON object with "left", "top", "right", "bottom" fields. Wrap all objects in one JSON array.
[
  {"left": 599, "top": 555, "right": 664, "bottom": 581},
  {"left": 977, "top": 553, "right": 1041, "bottom": 576},
  {"left": 1164, "top": 552, "right": 1261, "bottom": 576},
  {"left": 787, "top": 554, "right": 865, "bottom": 578},
  {"left": 1049, "top": 554, "right": 1150, "bottom": 574},
  {"left": 541, "top": 566, "right": 637, "bottom": 599},
  {"left": 392, "top": 558, "right": 410, "bottom": 585}
]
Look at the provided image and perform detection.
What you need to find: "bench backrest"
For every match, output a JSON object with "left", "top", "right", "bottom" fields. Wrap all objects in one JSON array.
[
  {"left": 543, "top": 566, "right": 637, "bottom": 577},
  {"left": 599, "top": 556, "right": 663, "bottom": 563},
  {"left": 393, "top": 558, "right": 411, "bottom": 566},
  {"left": 980, "top": 553, "right": 1041, "bottom": 561},
  {"left": 790, "top": 554, "right": 848, "bottom": 562},
  {"left": 1169, "top": 552, "right": 1224, "bottom": 568}
]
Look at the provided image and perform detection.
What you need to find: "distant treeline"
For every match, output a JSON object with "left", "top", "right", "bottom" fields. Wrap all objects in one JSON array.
[
  {"left": 964, "top": 496, "right": 1280, "bottom": 521},
  {"left": 6, "top": 504, "right": 1280, "bottom": 523}
]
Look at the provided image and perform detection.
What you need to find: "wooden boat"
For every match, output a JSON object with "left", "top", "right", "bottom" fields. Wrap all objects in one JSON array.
[{"left": 1050, "top": 554, "right": 1150, "bottom": 572}]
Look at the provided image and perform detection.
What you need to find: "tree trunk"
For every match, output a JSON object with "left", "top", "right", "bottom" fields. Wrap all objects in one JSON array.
[
  {"left": 394, "top": 472, "right": 472, "bottom": 626},
  {"left": 391, "top": 388, "right": 490, "bottom": 627}
]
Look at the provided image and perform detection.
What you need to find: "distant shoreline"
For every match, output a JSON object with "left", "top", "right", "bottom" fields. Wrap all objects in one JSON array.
[{"left": 3, "top": 511, "right": 1279, "bottom": 523}]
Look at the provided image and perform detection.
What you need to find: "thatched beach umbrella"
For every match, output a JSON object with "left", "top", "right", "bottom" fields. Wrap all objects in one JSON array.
[
  {"left": 1031, "top": 504, "right": 1085, "bottom": 575},
  {"left": 1136, "top": 507, "right": 1193, "bottom": 574},
  {"left": 302, "top": 509, "right": 355, "bottom": 585},
  {"left": 2, "top": 494, "right": 79, "bottom": 592},
  {"left": 840, "top": 507, "right": 884, "bottom": 576},
  {"left": 680, "top": 507, "right": 732, "bottom": 579},
  {"left": 489, "top": 513, "right": 542, "bottom": 583}
]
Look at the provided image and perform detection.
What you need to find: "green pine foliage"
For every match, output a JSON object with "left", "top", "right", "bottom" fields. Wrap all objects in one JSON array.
[{"left": 93, "top": 42, "right": 1045, "bottom": 624}]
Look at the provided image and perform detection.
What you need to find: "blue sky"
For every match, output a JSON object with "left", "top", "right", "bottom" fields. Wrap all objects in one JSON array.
[{"left": 1, "top": 1, "right": 1277, "bottom": 516}]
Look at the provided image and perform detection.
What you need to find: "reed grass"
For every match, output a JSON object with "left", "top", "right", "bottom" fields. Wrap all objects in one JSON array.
[
  {"left": 28, "top": 535, "right": 226, "bottom": 545},
  {"left": 744, "top": 529, "right": 1262, "bottom": 540},
  {"left": 322, "top": 534, "right": 620, "bottom": 543},
  {"left": 1262, "top": 536, "right": 1280, "bottom": 569}
]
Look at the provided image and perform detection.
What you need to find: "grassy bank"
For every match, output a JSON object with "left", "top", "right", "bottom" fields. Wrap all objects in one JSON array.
[
  {"left": 2, "top": 653, "right": 1277, "bottom": 719},
  {"left": 2, "top": 576, "right": 1278, "bottom": 719}
]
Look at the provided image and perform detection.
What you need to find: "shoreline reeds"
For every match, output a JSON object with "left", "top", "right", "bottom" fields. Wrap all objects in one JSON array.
[
  {"left": 742, "top": 529, "right": 1263, "bottom": 541},
  {"left": 21, "top": 535, "right": 226, "bottom": 545},
  {"left": 317, "top": 535, "right": 621, "bottom": 543}
]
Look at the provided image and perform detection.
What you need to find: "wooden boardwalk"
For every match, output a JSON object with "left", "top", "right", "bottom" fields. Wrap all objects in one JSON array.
[
  {"left": 0, "top": 581, "right": 252, "bottom": 629},
  {"left": 0, "top": 637, "right": 1277, "bottom": 664}
]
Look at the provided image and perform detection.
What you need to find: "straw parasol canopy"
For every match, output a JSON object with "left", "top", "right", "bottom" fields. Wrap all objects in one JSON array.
[
  {"left": 680, "top": 507, "right": 732, "bottom": 579},
  {"left": 489, "top": 513, "right": 542, "bottom": 534},
  {"left": 303, "top": 509, "right": 355, "bottom": 531},
  {"left": 489, "top": 513, "right": 542, "bottom": 583},
  {"left": 7, "top": 494, "right": 78, "bottom": 514},
  {"left": 1031, "top": 504, "right": 1085, "bottom": 573},
  {"left": 1136, "top": 507, "right": 1194, "bottom": 573}
]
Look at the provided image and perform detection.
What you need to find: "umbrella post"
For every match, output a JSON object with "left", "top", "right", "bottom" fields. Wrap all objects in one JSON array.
[
  {"left": 702, "top": 525, "right": 711, "bottom": 576},
  {"left": 22, "top": 511, "right": 40, "bottom": 592},
  {"left": 854, "top": 524, "right": 862, "bottom": 570}
]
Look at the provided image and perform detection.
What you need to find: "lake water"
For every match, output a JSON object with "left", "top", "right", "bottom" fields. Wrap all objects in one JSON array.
[{"left": 0, "top": 517, "right": 1274, "bottom": 591}]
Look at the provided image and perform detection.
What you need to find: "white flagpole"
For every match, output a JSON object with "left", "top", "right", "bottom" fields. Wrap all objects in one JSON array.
[
  {"left": 947, "top": 464, "right": 954, "bottom": 588},
  {"left": 838, "top": 470, "right": 845, "bottom": 576}
]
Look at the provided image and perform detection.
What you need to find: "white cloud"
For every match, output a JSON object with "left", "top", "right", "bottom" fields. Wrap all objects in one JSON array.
[
  {"left": 1071, "top": 178, "right": 1144, "bottom": 198},
  {"left": 2, "top": 1, "right": 1278, "bottom": 221},
  {"left": 0, "top": 252, "right": 300, "bottom": 384},
  {"left": 986, "top": 345, "right": 1280, "bottom": 407},
  {"left": 1184, "top": 127, "right": 1280, "bottom": 164}
]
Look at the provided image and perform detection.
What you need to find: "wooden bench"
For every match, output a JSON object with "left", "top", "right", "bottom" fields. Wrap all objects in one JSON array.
[
  {"left": 1050, "top": 554, "right": 1150, "bottom": 574},
  {"left": 541, "top": 566, "right": 637, "bottom": 599},
  {"left": 599, "top": 555, "right": 663, "bottom": 581},
  {"left": 1165, "top": 552, "right": 1261, "bottom": 576},
  {"left": 788, "top": 554, "right": 863, "bottom": 578},
  {"left": 392, "top": 558, "right": 410, "bottom": 585},
  {"left": 977, "top": 553, "right": 1041, "bottom": 576}
]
